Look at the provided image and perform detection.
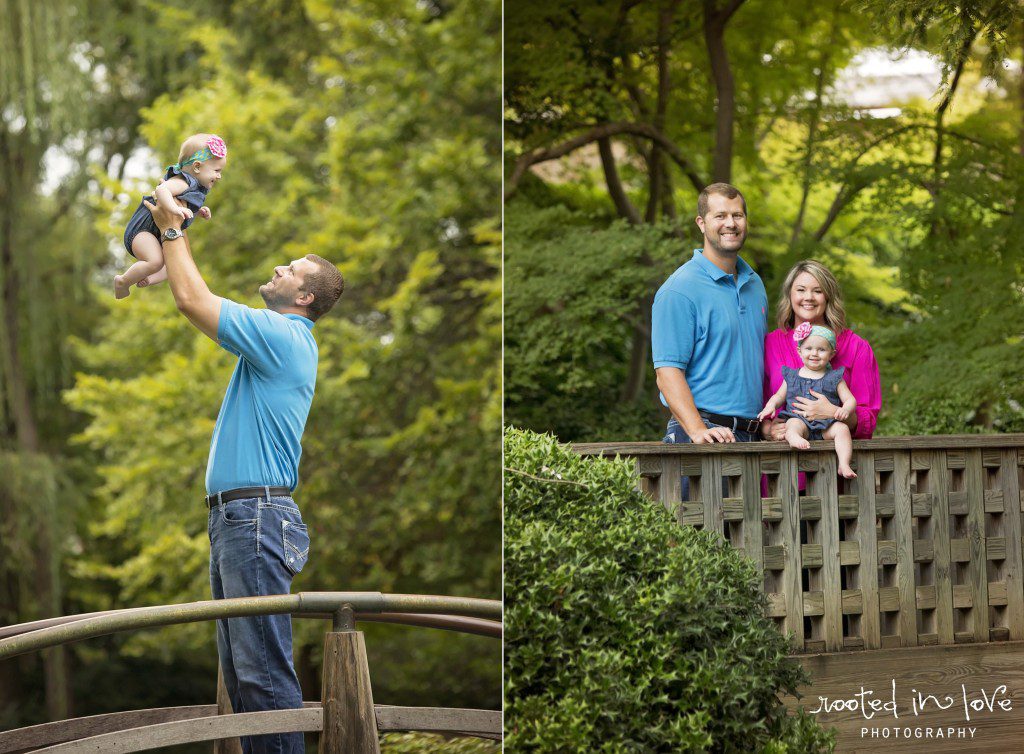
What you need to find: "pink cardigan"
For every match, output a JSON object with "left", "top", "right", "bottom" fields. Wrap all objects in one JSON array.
[{"left": 763, "top": 327, "right": 881, "bottom": 439}]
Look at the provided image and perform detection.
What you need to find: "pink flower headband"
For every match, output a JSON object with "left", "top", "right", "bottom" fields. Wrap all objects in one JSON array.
[
  {"left": 167, "top": 135, "right": 227, "bottom": 172},
  {"left": 793, "top": 321, "right": 837, "bottom": 350}
]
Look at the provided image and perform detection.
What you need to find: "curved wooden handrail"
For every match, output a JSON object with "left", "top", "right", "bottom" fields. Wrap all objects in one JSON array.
[
  {"left": 0, "top": 610, "right": 501, "bottom": 641},
  {"left": 0, "top": 703, "right": 502, "bottom": 753},
  {"left": 0, "top": 592, "right": 501, "bottom": 660}
]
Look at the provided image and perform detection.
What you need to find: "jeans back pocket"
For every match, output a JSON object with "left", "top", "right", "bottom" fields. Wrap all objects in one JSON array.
[{"left": 282, "top": 521, "right": 310, "bottom": 575}]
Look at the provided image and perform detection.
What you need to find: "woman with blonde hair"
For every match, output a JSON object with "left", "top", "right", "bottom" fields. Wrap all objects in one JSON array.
[{"left": 761, "top": 260, "right": 881, "bottom": 442}]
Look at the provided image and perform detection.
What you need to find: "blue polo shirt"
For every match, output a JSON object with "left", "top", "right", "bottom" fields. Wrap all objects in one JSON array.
[
  {"left": 205, "top": 298, "right": 318, "bottom": 494},
  {"left": 651, "top": 249, "right": 767, "bottom": 417}
]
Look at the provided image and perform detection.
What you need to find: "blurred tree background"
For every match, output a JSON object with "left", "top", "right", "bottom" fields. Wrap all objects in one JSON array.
[
  {"left": 0, "top": 0, "right": 501, "bottom": 743},
  {"left": 505, "top": 0, "right": 1024, "bottom": 442}
]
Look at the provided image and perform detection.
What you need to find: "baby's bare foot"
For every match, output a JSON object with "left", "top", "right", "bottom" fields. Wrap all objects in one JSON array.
[
  {"left": 113, "top": 275, "right": 131, "bottom": 299},
  {"left": 839, "top": 465, "right": 858, "bottom": 479},
  {"left": 786, "top": 433, "right": 810, "bottom": 450}
]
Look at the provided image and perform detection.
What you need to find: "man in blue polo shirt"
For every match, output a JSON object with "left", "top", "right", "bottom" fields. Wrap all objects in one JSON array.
[
  {"left": 652, "top": 183, "right": 767, "bottom": 447},
  {"left": 145, "top": 200, "right": 344, "bottom": 754}
]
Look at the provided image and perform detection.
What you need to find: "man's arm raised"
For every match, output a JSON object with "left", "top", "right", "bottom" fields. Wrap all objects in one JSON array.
[
  {"left": 144, "top": 198, "right": 221, "bottom": 342},
  {"left": 656, "top": 366, "right": 735, "bottom": 443}
]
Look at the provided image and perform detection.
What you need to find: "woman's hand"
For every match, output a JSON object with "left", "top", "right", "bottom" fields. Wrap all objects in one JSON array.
[
  {"left": 761, "top": 418, "right": 787, "bottom": 441},
  {"left": 791, "top": 390, "right": 838, "bottom": 421}
]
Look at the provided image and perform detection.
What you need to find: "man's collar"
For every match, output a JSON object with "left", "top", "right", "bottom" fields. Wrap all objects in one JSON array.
[
  {"left": 691, "top": 248, "right": 753, "bottom": 283},
  {"left": 282, "top": 312, "right": 315, "bottom": 330}
]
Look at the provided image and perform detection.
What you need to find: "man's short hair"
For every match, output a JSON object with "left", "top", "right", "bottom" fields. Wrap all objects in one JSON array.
[
  {"left": 301, "top": 255, "right": 345, "bottom": 322},
  {"left": 697, "top": 182, "right": 746, "bottom": 218}
]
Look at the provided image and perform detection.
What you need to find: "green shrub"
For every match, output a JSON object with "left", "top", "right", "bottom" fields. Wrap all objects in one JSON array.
[
  {"left": 503, "top": 428, "right": 834, "bottom": 753},
  {"left": 381, "top": 732, "right": 499, "bottom": 752}
]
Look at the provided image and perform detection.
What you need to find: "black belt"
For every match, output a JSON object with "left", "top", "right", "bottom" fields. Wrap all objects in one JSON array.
[
  {"left": 205, "top": 486, "right": 292, "bottom": 508},
  {"left": 698, "top": 410, "right": 760, "bottom": 435}
]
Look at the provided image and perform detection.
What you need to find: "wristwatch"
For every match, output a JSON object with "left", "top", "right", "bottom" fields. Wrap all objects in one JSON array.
[{"left": 162, "top": 227, "right": 184, "bottom": 241}]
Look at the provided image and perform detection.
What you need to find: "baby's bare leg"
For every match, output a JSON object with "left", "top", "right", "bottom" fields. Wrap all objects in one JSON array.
[
  {"left": 138, "top": 266, "right": 168, "bottom": 288},
  {"left": 784, "top": 418, "right": 810, "bottom": 450},
  {"left": 824, "top": 421, "right": 856, "bottom": 478},
  {"left": 115, "top": 233, "right": 165, "bottom": 298}
]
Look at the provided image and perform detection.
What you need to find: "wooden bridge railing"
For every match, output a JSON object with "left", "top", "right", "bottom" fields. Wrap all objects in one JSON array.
[
  {"left": 0, "top": 591, "right": 502, "bottom": 753},
  {"left": 574, "top": 435, "right": 1024, "bottom": 654}
]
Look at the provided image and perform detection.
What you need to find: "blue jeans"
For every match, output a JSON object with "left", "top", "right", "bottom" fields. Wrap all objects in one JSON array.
[
  {"left": 662, "top": 417, "right": 760, "bottom": 500},
  {"left": 209, "top": 492, "right": 310, "bottom": 754}
]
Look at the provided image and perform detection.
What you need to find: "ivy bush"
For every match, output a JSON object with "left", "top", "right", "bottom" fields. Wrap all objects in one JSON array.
[{"left": 504, "top": 428, "right": 834, "bottom": 753}]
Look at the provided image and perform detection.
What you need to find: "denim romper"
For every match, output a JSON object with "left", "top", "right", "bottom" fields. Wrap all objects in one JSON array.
[
  {"left": 122, "top": 166, "right": 209, "bottom": 257},
  {"left": 778, "top": 365, "right": 845, "bottom": 440}
]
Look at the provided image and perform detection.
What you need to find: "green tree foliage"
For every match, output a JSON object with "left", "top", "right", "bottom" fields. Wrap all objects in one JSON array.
[
  {"left": 4, "top": 0, "right": 500, "bottom": 729},
  {"left": 504, "top": 428, "right": 834, "bottom": 752},
  {"left": 505, "top": 0, "right": 1024, "bottom": 441}
]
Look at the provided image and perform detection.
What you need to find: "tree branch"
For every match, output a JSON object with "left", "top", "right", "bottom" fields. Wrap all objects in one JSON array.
[
  {"left": 506, "top": 122, "right": 707, "bottom": 200},
  {"left": 598, "top": 136, "right": 643, "bottom": 224}
]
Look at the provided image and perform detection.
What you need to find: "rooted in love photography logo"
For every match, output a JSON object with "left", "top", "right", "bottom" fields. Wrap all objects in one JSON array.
[{"left": 808, "top": 679, "right": 1014, "bottom": 740}]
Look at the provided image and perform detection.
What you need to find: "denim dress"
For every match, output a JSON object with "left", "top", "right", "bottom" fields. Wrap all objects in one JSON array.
[
  {"left": 778, "top": 365, "right": 845, "bottom": 440},
  {"left": 122, "top": 166, "right": 209, "bottom": 257}
]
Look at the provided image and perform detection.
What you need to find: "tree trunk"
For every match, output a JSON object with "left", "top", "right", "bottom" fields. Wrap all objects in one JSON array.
[
  {"left": 0, "top": 129, "right": 69, "bottom": 723},
  {"left": 703, "top": 1, "right": 741, "bottom": 183},
  {"left": 598, "top": 137, "right": 642, "bottom": 224}
]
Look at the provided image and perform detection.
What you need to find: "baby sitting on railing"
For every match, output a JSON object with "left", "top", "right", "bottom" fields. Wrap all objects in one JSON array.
[{"left": 758, "top": 322, "right": 858, "bottom": 479}]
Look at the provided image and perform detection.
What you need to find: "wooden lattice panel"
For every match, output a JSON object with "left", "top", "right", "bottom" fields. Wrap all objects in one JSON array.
[{"left": 587, "top": 437, "right": 1024, "bottom": 653}]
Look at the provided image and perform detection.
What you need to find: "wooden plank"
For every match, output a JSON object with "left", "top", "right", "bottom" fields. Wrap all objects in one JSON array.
[
  {"left": 949, "top": 490, "right": 969, "bottom": 515},
  {"left": 779, "top": 452, "right": 804, "bottom": 649},
  {"left": 722, "top": 498, "right": 744, "bottom": 521},
  {"left": 989, "top": 581, "right": 1008, "bottom": 606},
  {"left": 741, "top": 455, "right": 763, "bottom": 573},
  {"left": 786, "top": 642, "right": 1024, "bottom": 752},
  {"left": 877, "top": 540, "right": 897, "bottom": 566},
  {"left": 800, "top": 497, "right": 823, "bottom": 520},
  {"left": 878, "top": 587, "right": 900, "bottom": 612},
  {"left": 950, "top": 539, "right": 971, "bottom": 562},
  {"left": 701, "top": 454, "right": 724, "bottom": 538},
  {"left": 659, "top": 454, "right": 681, "bottom": 517},
  {"left": 322, "top": 630, "right": 380, "bottom": 754},
  {"left": 965, "top": 449, "right": 990, "bottom": 644},
  {"left": 985, "top": 488, "right": 1005, "bottom": 512},
  {"left": 765, "top": 593, "right": 787, "bottom": 618},
  {"left": 911, "top": 492, "right": 934, "bottom": 517},
  {"left": 986, "top": 537, "right": 1007, "bottom": 561},
  {"left": 803, "top": 591, "right": 824, "bottom": 617},
  {"left": 763, "top": 545, "right": 785, "bottom": 571},
  {"left": 573, "top": 435, "right": 1024, "bottom": 456},
  {"left": 930, "top": 450, "right": 955, "bottom": 645},
  {"left": 913, "top": 539, "right": 934, "bottom": 563},
  {"left": 839, "top": 540, "right": 860, "bottom": 566},
  {"left": 916, "top": 585, "right": 936, "bottom": 610},
  {"left": 953, "top": 584, "right": 974, "bottom": 609},
  {"left": 892, "top": 450, "right": 917, "bottom": 647},
  {"left": 0, "top": 705, "right": 221, "bottom": 752},
  {"left": 215, "top": 666, "right": 242, "bottom": 754},
  {"left": 35, "top": 709, "right": 323, "bottom": 753},
  {"left": 855, "top": 451, "right": 880, "bottom": 649},
  {"left": 809, "top": 452, "right": 843, "bottom": 651},
  {"left": 874, "top": 493, "right": 895, "bottom": 516},
  {"left": 678, "top": 501, "right": 704, "bottom": 526},
  {"left": 761, "top": 497, "right": 783, "bottom": 521},
  {"left": 375, "top": 706, "right": 501, "bottom": 736},
  {"left": 841, "top": 590, "right": 863, "bottom": 615},
  {"left": 999, "top": 449, "right": 1024, "bottom": 639},
  {"left": 837, "top": 495, "right": 859, "bottom": 518},
  {"left": 800, "top": 544, "right": 823, "bottom": 569}
]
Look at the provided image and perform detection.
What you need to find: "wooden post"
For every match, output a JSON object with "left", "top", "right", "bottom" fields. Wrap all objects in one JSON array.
[
  {"left": 214, "top": 664, "right": 243, "bottom": 754},
  {"left": 321, "top": 624, "right": 380, "bottom": 754}
]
